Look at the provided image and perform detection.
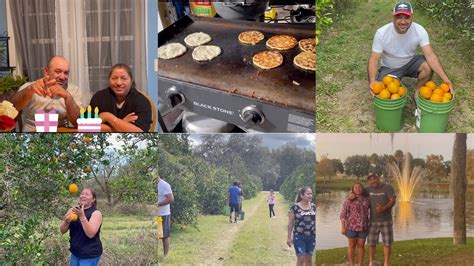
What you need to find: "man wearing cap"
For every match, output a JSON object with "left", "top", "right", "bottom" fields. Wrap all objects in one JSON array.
[
  {"left": 368, "top": 1, "right": 452, "bottom": 92},
  {"left": 366, "top": 174, "right": 396, "bottom": 266}
]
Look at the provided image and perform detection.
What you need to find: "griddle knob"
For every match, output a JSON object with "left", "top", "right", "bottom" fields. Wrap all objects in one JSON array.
[
  {"left": 166, "top": 86, "right": 186, "bottom": 108},
  {"left": 240, "top": 106, "right": 265, "bottom": 128}
]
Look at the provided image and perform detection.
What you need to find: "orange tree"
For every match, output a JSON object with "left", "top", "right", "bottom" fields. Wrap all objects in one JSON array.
[{"left": 0, "top": 134, "right": 101, "bottom": 263}]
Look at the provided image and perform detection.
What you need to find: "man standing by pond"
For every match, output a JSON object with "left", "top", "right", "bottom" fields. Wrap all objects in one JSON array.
[
  {"left": 158, "top": 175, "right": 174, "bottom": 257},
  {"left": 366, "top": 174, "right": 396, "bottom": 266}
]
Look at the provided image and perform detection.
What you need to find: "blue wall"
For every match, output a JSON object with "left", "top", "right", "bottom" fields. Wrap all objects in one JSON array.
[
  {"left": 0, "top": 0, "right": 7, "bottom": 35},
  {"left": 146, "top": 0, "right": 158, "bottom": 131}
]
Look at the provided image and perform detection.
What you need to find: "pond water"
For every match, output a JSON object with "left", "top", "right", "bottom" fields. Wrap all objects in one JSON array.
[{"left": 316, "top": 190, "right": 474, "bottom": 250}]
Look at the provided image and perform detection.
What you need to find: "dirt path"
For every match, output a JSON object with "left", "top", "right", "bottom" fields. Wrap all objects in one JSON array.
[{"left": 199, "top": 194, "right": 266, "bottom": 265}]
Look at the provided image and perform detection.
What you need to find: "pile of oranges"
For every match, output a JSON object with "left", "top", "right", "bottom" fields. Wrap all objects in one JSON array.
[
  {"left": 372, "top": 75, "right": 406, "bottom": 100},
  {"left": 419, "top": 81, "right": 452, "bottom": 103}
]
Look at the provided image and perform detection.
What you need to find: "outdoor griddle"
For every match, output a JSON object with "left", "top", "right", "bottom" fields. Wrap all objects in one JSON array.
[{"left": 158, "top": 15, "right": 315, "bottom": 133}]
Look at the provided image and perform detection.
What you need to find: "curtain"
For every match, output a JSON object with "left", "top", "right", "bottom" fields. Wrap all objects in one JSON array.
[
  {"left": 9, "top": 0, "right": 148, "bottom": 102},
  {"left": 9, "top": 0, "right": 55, "bottom": 81},
  {"left": 85, "top": 0, "right": 147, "bottom": 95},
  {"left": 55, "top": 0, "right": 90, "bottom": 106}
]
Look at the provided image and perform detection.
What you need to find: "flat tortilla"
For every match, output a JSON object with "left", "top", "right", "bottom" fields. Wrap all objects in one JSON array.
[
  {"left": 192, "top": 45, "right": 222, "bottom": 62},
  {"left": 252, "top": 51, "right": 283, "bottom": 70},
  {"left": 238, "top": 30, "right": 265, "bottom": 45},
  {"left": 293, "top": 51, "right": 316, "bottom": 72},
  {"left": 266, "top": 35, "right": 297, "bottom": 51},
  {"left": 158, "top": 43, "right": 187, "bottom": 60},
  {"left": 184, "top": 32, "right": 212, "bottom": 47},
  {"left": 299, "top": 38, "right": 316, "bottom": 53}
]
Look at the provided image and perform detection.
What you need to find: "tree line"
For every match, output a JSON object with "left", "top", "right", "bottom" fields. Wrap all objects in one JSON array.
[
  {"left": 157, "top": 134, "right": 315, "bottom": 225},
  {"left": 317, "top": 149, "right": 474, "bottom": 183}
]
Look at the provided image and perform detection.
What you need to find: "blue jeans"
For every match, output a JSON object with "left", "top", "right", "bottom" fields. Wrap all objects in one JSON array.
[
  {"left": 293, "top": 234, "right": 316, "bottom": 256},
  {"left": 70, "top": 253, "right": 100, "bottom": 266}
]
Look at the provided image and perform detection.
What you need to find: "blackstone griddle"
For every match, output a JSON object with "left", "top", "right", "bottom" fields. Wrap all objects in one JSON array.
[{"left": 158, "top": 15, "right": 315, "bottom": 133}]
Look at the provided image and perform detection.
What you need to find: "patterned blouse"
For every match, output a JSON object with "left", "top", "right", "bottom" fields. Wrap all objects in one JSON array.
[{"left": 339, "top": 196, "right": 370, "bottom": 232}]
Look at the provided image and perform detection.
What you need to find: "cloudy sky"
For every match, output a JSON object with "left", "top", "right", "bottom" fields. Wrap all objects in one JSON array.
[
  {"left": 316, "top": 133, "right": 474, "bottom": 161},
  {"left": 189, "top": 133, "right": 315, "bottom": 150}
]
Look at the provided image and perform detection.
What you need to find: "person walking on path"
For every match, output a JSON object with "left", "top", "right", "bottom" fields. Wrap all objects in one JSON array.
[
  {"left": 340, "top": 182, "right": 370, "bottom": 266},
  {"left": 228, "top": 181, "right": 241, "bottom": 223},
  {"left": 366, "top": 174, "right": 396, "bottom": 266},
  {"left": 368, "top": 1, "right": 452, "bottom": 92},
  {"left": 287, "top": 187, "right": 316, "bottom": 266},
  {"left": 158, "top": 175, "right": 174, "bottom": 257},
  {"left": 267, "top": 190, "right": 276, "bottom": 218}
]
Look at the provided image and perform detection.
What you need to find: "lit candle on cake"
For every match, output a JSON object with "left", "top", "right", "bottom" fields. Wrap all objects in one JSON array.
[
  {"left": 87, "top": 105, "right": 92, "bottom": 119},
  {"left": 94, "top": 107, "right": 99, "bottom": 118},
  {"left": 80, "top": 107, "right": 85, "bottom": 119}
]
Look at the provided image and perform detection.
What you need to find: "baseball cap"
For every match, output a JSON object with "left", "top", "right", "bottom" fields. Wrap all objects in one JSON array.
[
  {"left": 367, "top": 174, "right": 378, "bottom": 179},
  {"left": 393, "top": 1, "right": 413, "bottom": 17}
]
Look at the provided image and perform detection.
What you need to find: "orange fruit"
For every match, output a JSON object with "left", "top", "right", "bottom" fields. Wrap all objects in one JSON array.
[
  {"left": 378, "top": 89, "right": 391, "bottom": 99},
  {"left": 387, "top": 82, "right": 399, "bottom": 94},
  {"left": 425, "top": 81, "right": 436, "bottom": 90},
  {"left": 398, "top": 86, "right": 406, "bottom": 96},
  {"left": 443, "top": 92, "right": 452, "bottom": 101},
  {"left": 430, "top": 94, "right": 443, "bottom": 102},
  {"left": 85, "top": 136, "right": 92, "bottom": 144},
  {"left": 70, "top": 213, "right": 78, "bottom": 222},
  {"left": 84, "top": 167, "right": 92, "bottom": 174},
  {"left": 383, "top": 76, "right": 393, "bottom": 86},
  {"left": 433, "top": 88, "right": 445, "bottom": 97},
  {"left": 391, "top": 94, "right": 401, "bottom": 99},
  {"left": 419, "top": 86, "right": 432, "bottom": 99},
  {"left": 372, "top": 82, "right": 385, "bottom": 95},
  {"left": 69, "top": 183, "right": 79, "bottom": 194},
  {"left": 392, "top": 78, "right": 400, "bottom": 87},
  {"left": 439, "top": 83, "right": 450, "bottom": 93}
]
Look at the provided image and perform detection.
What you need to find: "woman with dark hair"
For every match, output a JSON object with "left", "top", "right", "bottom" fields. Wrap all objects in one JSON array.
[
  {"left": 340, "top": 182, "right": 370, "bottom": 266},
  {"left": 287, "top": 186, "right": 316, "bottom": 266},
  {"left": 60, "top": 187, "right": 103, "bottom": 266},
  {"left": 90, "top": 64, "right": 152, "bottom": 132}
]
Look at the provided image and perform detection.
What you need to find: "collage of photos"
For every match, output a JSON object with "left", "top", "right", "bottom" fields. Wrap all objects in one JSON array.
[{"left": 0, "top": 0, "right": 473, "bottom": 265}]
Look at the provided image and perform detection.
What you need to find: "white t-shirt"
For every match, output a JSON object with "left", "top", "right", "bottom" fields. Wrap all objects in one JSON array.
[
  {"left": 158, "top": 179, "right": 172, "bottom": 216},
  {"left": 18, "top": 82, "right": 83, "bottom": 132},
  {"left": 372, "top": 22, "right": 430, "bottom": 69}
]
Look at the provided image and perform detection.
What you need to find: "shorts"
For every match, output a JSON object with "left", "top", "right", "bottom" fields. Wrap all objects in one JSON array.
[
  {"left": 367, "top": 220, "right": 393, "bottom": 246},
  {"left": 70, "top": 253, "right": 100, "bottom": 266},
  {"left": 229, "top": 203, "right": 240, "bottom": 213},
  {"left": 293, "top": 234, "right": 316, "bottom": 256},
  {"left": 376, "top": 55, "right": 426, "bottom": 81},
  {"left": 161, "top": 215, "right": 171, "bottom": 239},
  {"left": 346, "top": 229, "right": 368, "bottom": 239}
]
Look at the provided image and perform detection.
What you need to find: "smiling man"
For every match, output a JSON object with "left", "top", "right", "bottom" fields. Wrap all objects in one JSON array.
[
  {"left": 367, "top": 1, "right": 451, "bottom": 92},
  {"left": 12, "top": 56, "right": 82, "bottom": 132}
]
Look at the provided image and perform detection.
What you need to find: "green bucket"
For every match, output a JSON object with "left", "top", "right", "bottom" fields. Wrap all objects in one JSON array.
[
  {"left": 239, "top": 211, "right": 245, "bottom": 220},
  {"left": 415, "top": 93, "right": 454, "bottom": 133},
  {"left": 373, "top": 94, "right": 407, "bottom": 132}
]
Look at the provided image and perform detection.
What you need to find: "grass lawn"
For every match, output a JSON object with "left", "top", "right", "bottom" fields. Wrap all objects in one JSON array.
[
  {"left": 43, "top": 214, "right": 157, "bottom": 264},
  {"left": 158, "top": 192, "right": 303, "bottom": 265},
  {"left": 316, "top": 237, "right": 474, "bottom": 265},
  {"left": 316, "top": 0, "right": 473, "bottom": 132}
]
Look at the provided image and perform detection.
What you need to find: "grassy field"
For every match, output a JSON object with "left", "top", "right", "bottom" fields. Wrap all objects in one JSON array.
[
  {"left": 316, "top": 0, "right": 473, "bottom": 132},
  {"left": 42, "top": 205, "right": 157, "bottom": 264},
  {"left": 316, "top": 237, "right": 474, "bottom": 265},
  {"left": 158, "top": 192, "right": 309, "bottom": 265}
]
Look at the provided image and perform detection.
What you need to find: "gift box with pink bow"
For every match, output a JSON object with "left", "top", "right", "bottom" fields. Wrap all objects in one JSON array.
[{"left": 35, "top": 109, "right": 59, "bottom": 132}]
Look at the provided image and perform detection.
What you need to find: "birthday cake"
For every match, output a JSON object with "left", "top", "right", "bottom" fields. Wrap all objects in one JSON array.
[{"left": 77, "top": 106, "right": 102, "bottom": 132}]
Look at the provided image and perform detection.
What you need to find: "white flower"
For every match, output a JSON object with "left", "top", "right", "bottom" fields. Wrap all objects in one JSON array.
[{"left": 0, "top": 100, "right": 19, "bottom": 119}]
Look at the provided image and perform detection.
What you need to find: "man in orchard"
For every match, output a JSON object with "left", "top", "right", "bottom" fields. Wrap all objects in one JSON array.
[
  {"left": 367, "top": 1, "right": 452, "bottom": 92},
  {"left": 158, "top": 175, "right": 174, "bottom": 257},
  {"left": 228, "top": 181, "right": 241, "bottom": 223}
]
